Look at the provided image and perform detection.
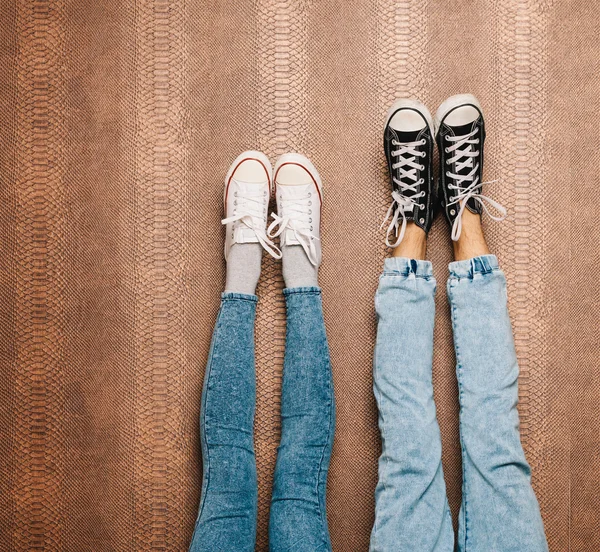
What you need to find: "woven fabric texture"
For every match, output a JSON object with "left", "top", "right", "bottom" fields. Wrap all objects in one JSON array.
[{"left": 0, "top": 1, "right": 598, "bottom": 551}]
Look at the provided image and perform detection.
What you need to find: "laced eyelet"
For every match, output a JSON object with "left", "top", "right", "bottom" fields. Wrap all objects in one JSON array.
[
  {"left": 420, "top": 151, "right": 426, "bottom": 157},
  {"left": 418, "top": 178, "right": 424, "bottom": 185},
  {"left": 445, "top": 136, "right": 449, "bottom": 142},
  {"left": 420, "top": 139, "right": 426, "bottom": 145},
  {"left": 420, "top": 204, "right": 425, "bottom": 209},
  {"left": 446, "top": 171, "right": 451, "bottom": 177},
  {"left": 445, "top": 147, "right": 450, "bottom": 153},
  {"left": 419, "top": 165, "right": 424, "bottom": 171}
]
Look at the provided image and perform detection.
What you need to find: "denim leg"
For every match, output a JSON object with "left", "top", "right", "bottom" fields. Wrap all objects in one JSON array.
[
  {"left": 370, "top": 257, "right": 454, "bottom": 552},
  {"left": 269, "top": 287, "right": 336, "bottom": 552},
  {"left": 188, "top": 293, "right": 258, "bottom": 552},
  {"left": 447, "top": 255, "right": 548, "bottom": 552}
]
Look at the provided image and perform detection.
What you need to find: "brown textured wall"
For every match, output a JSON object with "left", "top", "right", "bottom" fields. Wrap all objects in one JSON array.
[{"left": 0, "top": 1, "right": 598, "bottom": 551}]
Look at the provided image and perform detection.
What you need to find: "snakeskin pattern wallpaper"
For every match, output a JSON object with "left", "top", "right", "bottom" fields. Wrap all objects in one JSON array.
[{"left": 0, "top": 1, "right": 598, "bottom": 551}]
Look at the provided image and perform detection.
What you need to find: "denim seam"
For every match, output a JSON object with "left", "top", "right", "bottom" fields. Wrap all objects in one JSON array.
[
  {"left": 449, "top": 266, "right": 501, "bottom": 282},
  {"left": 221, "top": 295, "right": 257, "bottom": 304},
  {"left": 449, "top": 281, "right": 470, "bottom": 552},
  {"left": 369, "top": 304, "right": 381, "bottom": 549},
  {"left": 194, "top": 303, "right": 226, "bottom": 532},
  {"left": 283, "top": 287, "right": 322, "bottom": 297},
  {"left": 381, "top": 271, "right": 433, "bottom": 281},
  {"left": 371, "top": 371, "right": 387, "bottom": 551},
  {"left": 315, "top": 358, "right": 335, "bottom": 550}
]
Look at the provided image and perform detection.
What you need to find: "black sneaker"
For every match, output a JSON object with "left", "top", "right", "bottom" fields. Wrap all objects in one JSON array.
[
  {"left": 435, "top": 94, "right": 506, "bottom": 240},
  {"left": 382, "top": 99, "right": 435, "bottom": 247}
]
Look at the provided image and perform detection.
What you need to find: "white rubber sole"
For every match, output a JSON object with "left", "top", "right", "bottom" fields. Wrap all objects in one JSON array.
[
  {"left": 273, "top": 152, "right": 323, "bottom": 198},
  {"left": 434, "top": 93, "right": 483, "bottom": 133},
  {"left": 384, "top": 98, "right": 435, "bottom": 137},
  {"left": 223, "top": 150, "right": 273, "bottom": 204}
]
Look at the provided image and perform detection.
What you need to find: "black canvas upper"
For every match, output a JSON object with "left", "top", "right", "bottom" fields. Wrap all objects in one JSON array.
[
  {"left": 436, "top": 105, "right": 486, "bottom": 226},
  {"left": 383, "top": 109, "right": 435, "bottom": 234}
]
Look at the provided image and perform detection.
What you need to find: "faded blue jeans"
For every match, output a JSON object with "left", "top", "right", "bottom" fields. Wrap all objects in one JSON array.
[
  {"left": 370, "top": 255, "right": 548, "bottom": 552},
  {"left": 188, "top": 287, "right": 335, "bottom": 552}
]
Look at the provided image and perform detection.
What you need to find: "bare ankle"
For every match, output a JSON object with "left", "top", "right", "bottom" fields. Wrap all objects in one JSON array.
[
  {"left": 393, "top": 223, "right": 427, "bottom": 260},
  {"left": 453, "top": 210, "right": 491, "bottom": 261}
]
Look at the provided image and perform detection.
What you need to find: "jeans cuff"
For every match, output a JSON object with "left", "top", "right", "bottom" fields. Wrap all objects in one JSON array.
[
  {"left": 283, "top": 286, "right": 322, "bottom": 296},
  {"left": 448, "top": 254, "right": 499, "bottom": 279},
  {"left": 383, "top": 257, "right": 433, "bottom": 278},
  {"left": 221, "top": 291, "right": 258, "bottom": 302}
]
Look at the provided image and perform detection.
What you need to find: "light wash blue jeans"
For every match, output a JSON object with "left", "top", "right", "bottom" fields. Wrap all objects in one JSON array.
[
  {"left": 370, "top": 255, "right": 548, "bottom": 552},
  {"left": 188, "top": 287, "right": 335, "bottom": 552}
]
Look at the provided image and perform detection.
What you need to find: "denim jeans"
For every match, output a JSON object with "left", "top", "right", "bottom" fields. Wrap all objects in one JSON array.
[
  {"left": 188, "top": 287, "right": 335, "bottom": 552},
  {"left": 370, "top": 255, "right": 548, "bottom": 552}
]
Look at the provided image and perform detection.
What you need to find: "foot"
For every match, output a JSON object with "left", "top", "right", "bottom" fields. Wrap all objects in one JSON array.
[
  {"left": 381, "top": 98, "right": 435, "bottom": 247},
  {"left": 268, "top": 153, "right": 323, "bottom": 268},
  {"left": 453, "top": 209, "right": 491, "bottom": 261},
  {"left": 435, "top": 94, "right": 506, "bottom": 241},
  {"left": 222, "top": 150, "right": 280, "bottom": 260}
]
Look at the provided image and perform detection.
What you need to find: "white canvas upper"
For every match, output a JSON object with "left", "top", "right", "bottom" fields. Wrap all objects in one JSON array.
[
  {"left": 222, "top": 150, "right": 280, "bottom": 260},
  {"left": 268, "top": 153, "right": 323, "bottom": 267}
]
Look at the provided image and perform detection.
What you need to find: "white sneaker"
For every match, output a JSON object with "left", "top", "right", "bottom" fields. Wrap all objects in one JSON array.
[
  {"left": 222, "top": 150, "right": 281, "bottom": 260},
  {"left": 268, "top": 153, "right": 323, "bottom": 267}
]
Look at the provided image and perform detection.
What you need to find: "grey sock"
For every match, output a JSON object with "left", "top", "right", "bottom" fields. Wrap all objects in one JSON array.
[
  {"left": 282, "top": 244, "right": 319, "bottom": 289},
  {"left": 225, "top": 243, "right": 263, "bottom": 295}
]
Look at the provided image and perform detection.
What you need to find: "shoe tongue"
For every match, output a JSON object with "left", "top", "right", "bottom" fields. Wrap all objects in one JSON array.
[
  {"left": 390, "top": 127, "right": 423, "bottom": 143},
  {"left": 284, "top": 228, "right": 301, "bottom": 245},
  {"left": 231, "top": 179, "right": 266, "bottom": 244},
  {"left": 448, "top": 120, "right": 480, "bottom": 183},
  {"left": 278, "top": 184, "right": 312, "bottom": 246},
  {"left": 448, "top": 120, "right": 477, "bottom": 136},
  {"left": 235, "top": 179, "right": 266, "bottom": 193},
  {"left": 234, "top": 226, "right": 260, "bottom": 244},
  {"left": 389, "top": 128, "right": 424, "bottom": 209},
  {"left": 279, "top": 182, "right": 311, "bottom": 198}
]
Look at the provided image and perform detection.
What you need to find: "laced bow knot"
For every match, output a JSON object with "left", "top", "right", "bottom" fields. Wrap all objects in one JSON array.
[
  {"left": 381, "top": 138, "right": 427, "bottom": 247},
  {"left": 221, "top": 182, "right": 282, "bottom": 259},
  {"left": 444, "top": 128, "right": 507, "bottom": 241},
  {"left": 267, "top": 190, "right": 320, "bottom": 266}
]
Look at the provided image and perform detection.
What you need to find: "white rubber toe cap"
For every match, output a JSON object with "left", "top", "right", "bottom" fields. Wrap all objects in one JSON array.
[
  {"left": 385, "top": 98, "right": 434, "bottom": 135},
  {"left": 435, "top": 93, "right": 483, "bottom": 131}
]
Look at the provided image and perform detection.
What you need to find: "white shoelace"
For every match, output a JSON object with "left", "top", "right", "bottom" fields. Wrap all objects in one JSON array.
[
  {"left": 445, "top": 129, "right": 507, "bottom": 241},
  {"left": 381, "top": 139, "right": 427, "bottom": 247},
  {"left": 221, "top": 185, "right": 282, "bottom": 259},
  {"left": 267, "top": 191, "right": 320, "bottom": 266}
]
